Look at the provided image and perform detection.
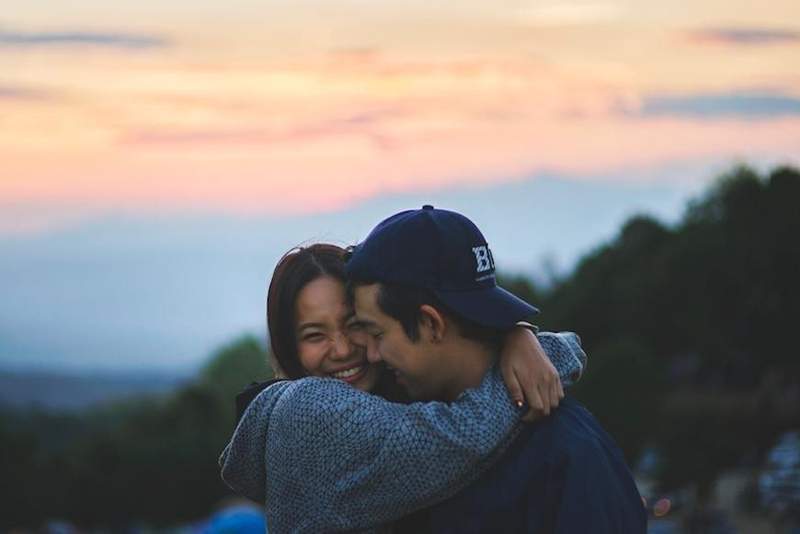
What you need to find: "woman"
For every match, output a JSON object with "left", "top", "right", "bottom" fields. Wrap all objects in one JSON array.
[{"left": 221, "top": 243, "right": 587, "bottom": 533}]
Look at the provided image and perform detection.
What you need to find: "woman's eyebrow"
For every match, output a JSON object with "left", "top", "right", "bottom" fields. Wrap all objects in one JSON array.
[{"left": 297, "top": 322, "right": 326, "bottom": 332}]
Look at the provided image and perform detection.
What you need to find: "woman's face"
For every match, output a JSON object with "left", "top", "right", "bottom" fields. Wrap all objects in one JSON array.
[{"left": 294, "top": 275, "right": 381, "bottom": 392}]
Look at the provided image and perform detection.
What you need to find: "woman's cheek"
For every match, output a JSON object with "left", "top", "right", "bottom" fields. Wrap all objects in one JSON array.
[{"left": 297, "top": 342, "right": 327, "bottom": 377}]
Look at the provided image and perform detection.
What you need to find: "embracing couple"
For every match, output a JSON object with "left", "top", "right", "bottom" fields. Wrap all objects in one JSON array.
[{"left": 220, "top": 205, "right": 647, "bottom": 533}]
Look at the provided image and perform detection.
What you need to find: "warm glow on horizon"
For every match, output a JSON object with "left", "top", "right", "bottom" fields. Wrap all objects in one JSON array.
[{"left": 3, "top": 0, "right": 800, "bottom": 234}]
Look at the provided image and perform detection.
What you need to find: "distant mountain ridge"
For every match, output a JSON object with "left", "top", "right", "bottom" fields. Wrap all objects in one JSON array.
[
  {"left": 0, "top": 369, "right": 188, "bottom": 411},
  {"left": 0, "top": 172, "right": 698, "bottom": 371}
]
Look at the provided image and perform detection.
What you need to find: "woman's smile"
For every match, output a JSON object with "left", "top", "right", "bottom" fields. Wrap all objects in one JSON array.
[{"left": 328, "top": 363, "right": 368, "bottom": 383}]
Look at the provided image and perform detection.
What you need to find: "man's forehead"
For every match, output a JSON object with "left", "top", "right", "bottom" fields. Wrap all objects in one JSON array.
[
  {"left": 353, "top": 283, "right": 378, "bottom": 303},
  {"left": 352, "top": 284, "right": 381, "bottom": 319}
]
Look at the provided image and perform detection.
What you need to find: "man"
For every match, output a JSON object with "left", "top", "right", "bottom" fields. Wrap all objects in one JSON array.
[{"left": 344, "top": 205, "right": 647, "bottom": 532}]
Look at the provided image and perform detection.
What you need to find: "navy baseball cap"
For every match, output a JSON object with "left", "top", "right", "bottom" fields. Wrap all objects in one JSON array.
[{"left": 345, "top": 205, "right": 539, "bottom": 329}]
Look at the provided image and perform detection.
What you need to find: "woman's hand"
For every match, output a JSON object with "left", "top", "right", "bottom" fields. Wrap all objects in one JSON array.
[{"left": 500, "top": 327, "right": 564, "bottom": 422}]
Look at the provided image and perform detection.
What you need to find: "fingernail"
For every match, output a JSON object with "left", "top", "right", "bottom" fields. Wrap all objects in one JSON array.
[{"left": 515, "top": 400, "right": 524, "bottom": 408}]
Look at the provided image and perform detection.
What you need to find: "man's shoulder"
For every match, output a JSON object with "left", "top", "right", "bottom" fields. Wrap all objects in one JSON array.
[
  {"left": 397, "top": 395, "right": 647, "bottom": 534},
  {"left": 506, "top": 395, "right": 634, "bottom": 482},
  {"left": 520, "top": 396, "right": 615, "bottom": 452},
  {"left": 507, "top": 396, "right": 646, "bottom": 529}
]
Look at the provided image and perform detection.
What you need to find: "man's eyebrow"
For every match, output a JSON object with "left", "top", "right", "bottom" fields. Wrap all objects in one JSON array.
[{"left": 352, "top": 318, "right": 379, "bottom": 329}]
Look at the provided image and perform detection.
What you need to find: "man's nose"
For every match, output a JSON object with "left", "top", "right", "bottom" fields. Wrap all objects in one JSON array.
[{"left": 365, "top": 337, "right": 382, "bottom": 363}]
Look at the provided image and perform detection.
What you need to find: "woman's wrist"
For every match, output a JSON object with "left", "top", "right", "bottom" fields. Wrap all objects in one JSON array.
[{"left": 514, "top": 320, "right": 539, "bottom": 334}]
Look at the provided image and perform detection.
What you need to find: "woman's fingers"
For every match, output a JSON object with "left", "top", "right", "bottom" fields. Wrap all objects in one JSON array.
[
  {"left": 522, "top": 383, "right": 547, "bottom": 422},
  {"left": 520, "top": 364, "right": 548, "bottom": 421},
  {"left": 527, "top": 372, "right": 561, "bottom": 422},
  {"left": 501, "top": 359, "right": 525, "bottom": 408},
  {"left": 556, "top": 376, "right": 565, "bottom": 399},
  {"left": 498, "top": 327, "right": 564, "bottom": 422},
  {"left": 548, "top": 377, "right": 562, "bottom": 411}
]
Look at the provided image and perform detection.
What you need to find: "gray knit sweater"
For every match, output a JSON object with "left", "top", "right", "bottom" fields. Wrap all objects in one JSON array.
[{"left": 220, "top": 332, "right": 586, "bottom": 534}]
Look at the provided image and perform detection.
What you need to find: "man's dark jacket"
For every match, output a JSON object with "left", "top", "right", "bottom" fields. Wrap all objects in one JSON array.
[{"left": 397, "top": 396, "right": 648, "bottom": 533}]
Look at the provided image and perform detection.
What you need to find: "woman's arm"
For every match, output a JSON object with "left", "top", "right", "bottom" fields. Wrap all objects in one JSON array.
[
  {"left": 500, "top": 327, "right": 585, "bottom": 422},
  {"left": 263, "top": 367, "right": 520, "bottom": 532},
  {"left": 220, "top": 331, "right": 586, "bottom": 533}
]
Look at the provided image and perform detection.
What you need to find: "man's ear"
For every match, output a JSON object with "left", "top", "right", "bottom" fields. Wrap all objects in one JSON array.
[{"left": 418, "top": 304, "right": 446, "bottom": 342}]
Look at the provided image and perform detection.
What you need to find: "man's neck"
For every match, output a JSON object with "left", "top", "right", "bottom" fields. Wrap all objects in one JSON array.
[{"left": 438, "top": 339, "right": 496, "bottom": 402}]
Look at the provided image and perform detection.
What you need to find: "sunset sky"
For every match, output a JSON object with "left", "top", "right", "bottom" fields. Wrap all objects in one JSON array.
[
  {"left": 2, "top": 1, "right": 799, "bottom": 371},
  {"left": 3, "top": 0, "right": 800, "bottom": 234}
]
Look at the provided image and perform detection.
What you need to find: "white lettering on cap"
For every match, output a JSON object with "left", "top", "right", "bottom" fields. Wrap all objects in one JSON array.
[{"left": 472, "top": 245, "right": 495, "bottom": 273}]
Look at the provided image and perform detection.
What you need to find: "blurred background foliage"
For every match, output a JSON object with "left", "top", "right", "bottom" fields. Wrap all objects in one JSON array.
[
  {"left": 2, "top": 165, "right": 799, "bottom": 529},
  {"left": 0, "top": 337, "right": 272, "bottom": 529}
]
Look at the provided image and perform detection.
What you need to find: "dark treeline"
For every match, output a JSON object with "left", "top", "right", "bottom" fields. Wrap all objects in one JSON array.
[
  {"left": 0, "top": 337, "right": 273, "bottom": 529},
  {"left": 504, "top": 164, "right": 800, "bottom": 497},
  {"left": 1, "top": 165, "right": 799, "bottom": 529}
]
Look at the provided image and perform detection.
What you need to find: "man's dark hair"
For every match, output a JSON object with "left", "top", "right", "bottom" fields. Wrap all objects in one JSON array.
[{"left": 348, "top": 280, "right": 505, "bottom": 351}]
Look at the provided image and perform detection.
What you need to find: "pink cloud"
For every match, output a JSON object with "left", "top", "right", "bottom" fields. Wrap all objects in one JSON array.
[{"left": 119, "top": 107, "right": 408, "bottom": 151}]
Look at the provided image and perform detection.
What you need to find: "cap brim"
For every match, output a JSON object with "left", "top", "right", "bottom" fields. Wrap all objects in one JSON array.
[{"left": 433, "top": 285, "right": 539, "bottom": 329}]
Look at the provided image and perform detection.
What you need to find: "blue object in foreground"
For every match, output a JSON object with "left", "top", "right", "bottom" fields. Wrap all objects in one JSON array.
[{"left": 201, "top": 504, "right": 267, "bottom": 534}]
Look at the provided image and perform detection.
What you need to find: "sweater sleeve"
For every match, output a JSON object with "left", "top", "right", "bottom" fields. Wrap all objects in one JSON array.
[
  {"left": 536, "top": 331, "right": 586, "bottom": 387},
  {"left": 219, "top": 331, "right": 587, "bottom": 533},
  {"left": 263, "top": 366, "right": 518, "bottom": 533},
  {"left": 219, "top": 380, "right": 294, "bottom": 504}
]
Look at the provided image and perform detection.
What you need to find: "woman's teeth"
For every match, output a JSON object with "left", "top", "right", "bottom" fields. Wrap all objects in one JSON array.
[{"left": 331, "top": 366, "right": 363, "bottom": 379}]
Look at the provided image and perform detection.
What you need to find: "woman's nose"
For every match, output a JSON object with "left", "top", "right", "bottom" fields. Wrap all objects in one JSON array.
[{"left": 331, "top": 331, "right": 351, "bottom": 359}]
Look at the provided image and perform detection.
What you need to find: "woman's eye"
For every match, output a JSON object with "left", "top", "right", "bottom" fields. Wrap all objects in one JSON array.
[{"left": 303, "top": 333, "right": 325, "bottom": 342}]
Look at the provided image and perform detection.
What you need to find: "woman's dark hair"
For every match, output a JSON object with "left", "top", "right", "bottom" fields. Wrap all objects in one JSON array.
[{"left": 267, "top": 243, "right": 347, "bottom": 379}]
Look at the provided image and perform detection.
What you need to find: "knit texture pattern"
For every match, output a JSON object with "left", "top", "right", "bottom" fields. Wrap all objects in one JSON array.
[{"left": 219, "top": 332, "right": 586, "bottom": 534}]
